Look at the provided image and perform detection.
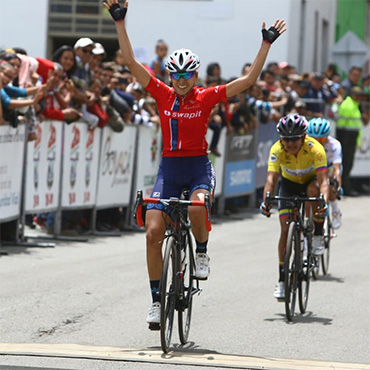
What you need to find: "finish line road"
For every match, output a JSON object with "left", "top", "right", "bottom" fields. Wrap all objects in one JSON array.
[{"left": 0, "top": 196, "right": 369, "bottom": 370}]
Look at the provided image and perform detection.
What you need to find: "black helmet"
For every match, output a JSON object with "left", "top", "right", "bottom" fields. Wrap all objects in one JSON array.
[{"left": 277, "top": 113, "right": 308, "bottom": 137}]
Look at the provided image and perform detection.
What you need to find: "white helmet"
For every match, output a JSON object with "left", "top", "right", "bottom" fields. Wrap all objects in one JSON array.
[{"left": 165, "top": 48, "right": 200, "bottom": 73}]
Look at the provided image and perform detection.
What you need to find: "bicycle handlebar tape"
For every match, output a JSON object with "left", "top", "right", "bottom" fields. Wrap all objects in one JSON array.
[
  {"left": 262, "top": 26, "right": 280, "bottom": 44},
  {"left": 108, "top": 3, "right": 127, "bottom": 22}
]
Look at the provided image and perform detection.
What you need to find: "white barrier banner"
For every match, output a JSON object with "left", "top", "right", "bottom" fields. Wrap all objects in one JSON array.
[
  {"left": 96, "top": 125, "right": 136, "bottom": 207},
  {"left": 134, "top": 125, "right": 162, "bottom": 197},
  {"left": 352, "top": 122, "right": 370, "bottom": 177},
  {"left": 25, "top": 121, "right": 62, "bottom": 212},
  {"left": 0, "top": 124, "right": 25, "bottom": 221},
  {"left": 206, "top": 128, "right": 226, "bottom": 197},
  {"left": 62, "top": 123, "right": 100, "bottom": 208}
]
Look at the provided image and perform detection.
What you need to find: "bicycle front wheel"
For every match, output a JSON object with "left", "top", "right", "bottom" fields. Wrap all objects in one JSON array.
[
  {"left": 160, "top": 236, "right": 177, "bottom": 353},
  {"left": 322, "top": 215, "right": 331, "bottom": 275},
  {"left": 299, "top": 234, "right": 311, "bottom": 313},
  {"left": 178, "top": 230, "right": 195, "bottom": 344},
  {"left": 284, "top": 221, "right": 299, "bottom": 321}
]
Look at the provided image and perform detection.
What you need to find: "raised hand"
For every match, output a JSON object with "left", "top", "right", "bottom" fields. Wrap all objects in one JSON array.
[
  {"left": 104, "top": 0, "right": 128, "bottom": 22},
  {"left": 262, "top": 19, "right": 287, "bottom": 44}
]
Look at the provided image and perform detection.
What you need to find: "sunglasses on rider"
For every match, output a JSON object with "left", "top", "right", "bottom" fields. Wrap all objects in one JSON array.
[
  {"left": 281, "top": 135, "right": 304, "bottom": 142},
  {"left": 171, "top": 72, "right": 195, "bottom": 80},
  {"left": 81, "top": 48, "right": 92, "bottom": 54}
]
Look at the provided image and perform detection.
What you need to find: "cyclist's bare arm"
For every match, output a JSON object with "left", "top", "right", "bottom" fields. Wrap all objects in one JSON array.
[
  {"left": 332, "top": 163, "right": 342, "bottom": 192},
  {"left": 315, "top": 170, "right": 330, "bottom": 216},
  {"left": 261, "top": 171, "right": 279, "bottom": 216},
  {"left": 225, "top": 19, "right": 286, "bottom": 98},
  {"left": 104, "top": 0, "right": 151, "bottom": 88}
]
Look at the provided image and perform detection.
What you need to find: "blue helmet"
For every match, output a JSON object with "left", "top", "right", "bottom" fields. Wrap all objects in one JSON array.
[{"left": 307, "top": 117, "right": 331, "bottom": 138}]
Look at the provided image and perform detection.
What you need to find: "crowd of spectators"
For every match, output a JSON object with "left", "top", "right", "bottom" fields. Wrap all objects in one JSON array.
[{"left": 1, "top": 36, "right": 369, "bottom": 233}]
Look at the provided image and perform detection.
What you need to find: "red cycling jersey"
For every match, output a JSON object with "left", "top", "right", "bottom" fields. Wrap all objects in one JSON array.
[{"left": 146, "top": 75, "right": 227, "bottom": 157}]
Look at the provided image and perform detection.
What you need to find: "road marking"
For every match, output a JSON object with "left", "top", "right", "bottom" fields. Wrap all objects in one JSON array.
[{"left": 0, "top": 343, "right": 368, "bottom": 370}]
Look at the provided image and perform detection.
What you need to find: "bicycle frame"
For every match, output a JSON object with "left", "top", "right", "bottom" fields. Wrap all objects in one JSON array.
[
  {"left": 133, "top": 189, "right": 211, "bottom": 352},
  {"left": 265, "top": 192, "right": 324, "bottom": 321}
]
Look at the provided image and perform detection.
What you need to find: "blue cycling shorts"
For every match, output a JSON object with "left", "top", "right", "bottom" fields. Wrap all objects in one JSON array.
[{"left": 147, "top": 155, "right": 216, "bottom": 212}]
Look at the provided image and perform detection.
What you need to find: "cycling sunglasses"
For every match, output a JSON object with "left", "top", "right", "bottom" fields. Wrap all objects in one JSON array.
[
  {"left": 170, "top": 72, "right": 195, "bottom": 80},
  {"left": 281, "top": 135, "right": 304, "bottom": 142}
]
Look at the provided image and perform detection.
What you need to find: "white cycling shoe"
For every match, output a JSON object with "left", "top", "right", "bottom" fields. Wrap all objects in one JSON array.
[
  {"left": 273, "top": 281, "right": 285, "bottom": 299},
  {"left": 195, "top": 253, "right": 210, "bottom": 280},
  {"left": 146, "top": 302, "right": 160, "bottom": 324},
  {"left": 312, "top": 235, "right": 324, "bottom": 256},
  {"left": 331, "top": 211, "right": 342, "bottom": 229}
]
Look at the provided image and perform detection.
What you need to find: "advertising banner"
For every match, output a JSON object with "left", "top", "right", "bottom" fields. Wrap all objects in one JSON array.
[
  {"left": 0, "top": 124, "right": 25, "bottom": 221},
  {"left": 25, "top": 121, "right": 62, "bottom": 213},
  {"left": 62, "top": 123, "right": 100, "bottom": 208},
  {"left": 255, "top": 121, "right": 279, "bottom": 188},
  {"left": 96, "top": 125, "right": 136, "bottom": 207},
  {"left": 223, "top": 130, "right": 256, "bottom": 196},
  {"left": 134, "top": 125, "right": 162, "bottom": 197}
]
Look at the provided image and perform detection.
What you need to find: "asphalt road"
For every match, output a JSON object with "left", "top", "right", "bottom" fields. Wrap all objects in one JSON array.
[{"left": 0, "top": 195, "right": 369, "bottom": 370}]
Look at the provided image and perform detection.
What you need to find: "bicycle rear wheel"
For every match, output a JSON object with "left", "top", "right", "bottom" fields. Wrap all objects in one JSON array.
[
  {"left": 284, "top": 221, "right": 299, "bottom": 321},
  {"left": 160, "top": 236, "right": 177, "bottom": 353},
  {"left": 322, "top": 215, "right": 331, "bottom": 275},
  {"left": 178, "top": 230, "right": 195, "bottom": 344}
]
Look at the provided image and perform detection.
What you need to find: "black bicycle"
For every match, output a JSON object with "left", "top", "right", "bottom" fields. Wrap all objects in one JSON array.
[
  {"left": 265, "top": 192, "right": 325, "bottom": 321},
  {"left": 133, "top": 189, "right": 211, "bottom": 353}
]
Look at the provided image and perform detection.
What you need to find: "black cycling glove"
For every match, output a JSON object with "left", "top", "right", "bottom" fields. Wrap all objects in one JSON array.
[
  {"left": 108, "top": 2, "right": 127, "bottom": 22},
  {"left": 262, "top": 26, "right": 280, "bottom": 44}
]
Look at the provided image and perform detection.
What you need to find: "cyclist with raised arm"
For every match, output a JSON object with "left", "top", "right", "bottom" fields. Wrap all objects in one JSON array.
[
  {"left": 307, "top": 117, "right": 342, "bottom": 228},
  {"left": 104, "top": 0, "right": 286, "bottom": 324},
  {"left": 260, "top": 113, "right": 329, "bottom": 299}
]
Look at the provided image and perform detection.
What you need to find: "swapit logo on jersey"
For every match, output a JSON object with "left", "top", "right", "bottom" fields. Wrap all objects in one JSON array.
[{"left": 164, "top": 110, "right": 202, "bottom": 119}]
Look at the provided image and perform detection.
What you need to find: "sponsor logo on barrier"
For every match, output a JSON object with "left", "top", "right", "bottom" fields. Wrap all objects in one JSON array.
[
  {"left": 33, "top": 124, "right": 42, "bottom": 190},
  {"left": 70, "top": 126, "right": 80, "bottom": 188},
  {"left": 47, "top": 123, "right": 56, "bottom": 190},
  {"left": 231, "top": 135, "right": 253, "bottom": 151},
  {"left": 33, "top": 194, "right": 39, "bottom": 208},
  {"left": 45, "top": 193, "right": 54, "bottom": 206},
  {"left": 101, "top": 135, "right": 132, "bottom": 187},
  {"left": 230, "top": 169, "right": 252, "bottom": 186},
  {"left": 85, "top": 129, "right": 95, "bottom": 187}
]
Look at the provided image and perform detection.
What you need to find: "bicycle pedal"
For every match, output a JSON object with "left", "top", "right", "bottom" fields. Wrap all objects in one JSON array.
[
  {"left": 277, "top": 298, "right": 285, "bottom": 302},
  {"left": 148, "top": 323, "right": 160, "bottom": 331}
]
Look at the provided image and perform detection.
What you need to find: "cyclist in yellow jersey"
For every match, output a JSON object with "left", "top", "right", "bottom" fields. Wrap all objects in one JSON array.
[{"left": 260, "top": 113, "right": 329, "bottom": 299}]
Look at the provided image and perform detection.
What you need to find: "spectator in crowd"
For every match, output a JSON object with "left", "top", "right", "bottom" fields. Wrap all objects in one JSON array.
[
  {"left": 260, "top": 69, "right": 276, "bottom": 92},
  {"left": 245, "top": 81, "right": 287, "bottom": 123},
  {"left": 277, "top": 61, "right": 294, "bottom": 78},
  {"left": 241, "top": 62, "right": 252, "bottom": 76},
  {"left": 341, "top": 66, "right": 362, "bottom": 97},
  {"left": 204, "top": 75, "right": 231, "bottom": 155},
  {"left": 87, "top": 78, "right": 109, "bottom": 128},
  {"left": 0, "top": 61, "right": 44, "bottom": 139},
  {"left": 89, "top": 42, "right": 106, "bottom": 79},
  {"left": 103, "top": 48, "right": 126, "bottom": 73},
  {"left": 71, "top": 37, "right": 99, "bottom": 128},
  {"left": 303, "top": 72, "right": 337, "bottom": 119},
  {"left": 0, "top": 76, "right": 4, "bottom": 125},
  {"left": 149, "top": 39, "right": 168, "bottom": 81},
  {"left": 52, "top": 45, "right": 76, "bottom": 78},
  {"left": 40, "top": 62, "right": 81, "bottom": 123},
  {"left": 336, "top": 86, "right": 367, "bottom": 196},
  {"left": 206, "top": 62, "right": 227, "bottom": 84}
]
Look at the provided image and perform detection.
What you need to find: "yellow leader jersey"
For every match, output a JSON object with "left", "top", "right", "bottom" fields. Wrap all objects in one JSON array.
[{"left": 267, "top": 137, "right": 327, "bottom": 184}]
